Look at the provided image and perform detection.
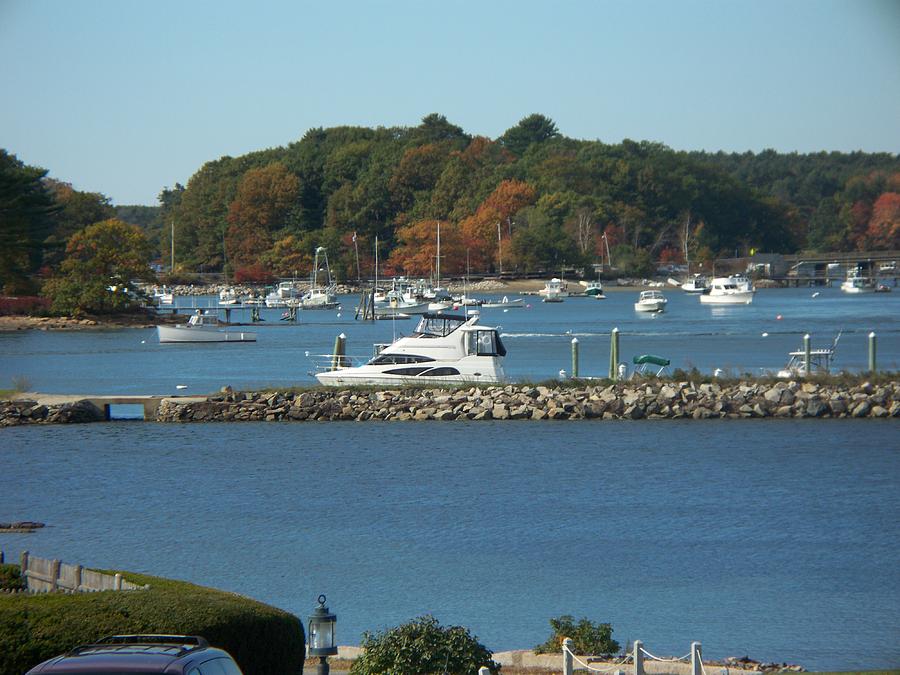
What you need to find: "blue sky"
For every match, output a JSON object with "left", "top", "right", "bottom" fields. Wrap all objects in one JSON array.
[{"left": 2, "top": 0, "right": 898, "bottom": 205}]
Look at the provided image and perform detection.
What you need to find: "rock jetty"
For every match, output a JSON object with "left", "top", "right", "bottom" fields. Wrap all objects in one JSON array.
[{"left": 2, "top": 381, "right": 897, "bottom": 427}]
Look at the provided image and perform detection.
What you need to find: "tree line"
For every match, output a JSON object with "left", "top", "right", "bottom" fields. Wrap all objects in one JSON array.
[{"left": 2, "top": 114, "right": 899, "bottom": 312}]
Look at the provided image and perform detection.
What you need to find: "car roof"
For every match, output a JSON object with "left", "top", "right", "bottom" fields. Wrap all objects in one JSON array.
[{"left": 28, "top": 635, "right": 233, "bottom": 673}]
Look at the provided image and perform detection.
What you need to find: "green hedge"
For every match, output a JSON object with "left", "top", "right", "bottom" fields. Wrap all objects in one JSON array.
[
  {"left": 0, "top": 569, "right": 305, "bottom": 675},
  {"left": 0, "top": 564, "right": 25, "bottom": 591}
]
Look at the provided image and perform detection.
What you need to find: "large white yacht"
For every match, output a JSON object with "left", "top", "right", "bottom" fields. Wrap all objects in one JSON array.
[
  {"left": 315, "top": 312, "right": 506, "bottom": 386},
  {"left": 699, "top": 277, "right": 755, "bottom": 304}
]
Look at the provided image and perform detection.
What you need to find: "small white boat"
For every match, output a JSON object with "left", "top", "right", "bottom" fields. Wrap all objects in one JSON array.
[
  {"left": 315, "top": 312, "right": 506, "bottom": 386},
  {"left": 584, "top": 280, "right": 605, "bottom": 298},
  {"left": 699, "top": 277, "right": 755, "bottom": 304},
  {"left": 634, "top": 290, "right": 667, "bottom": 312},
  {"left": 374, "top": 290, "right": 431, "bottom": 316},
  {"left": 265, "top": 281, "right": 299, "bottom": 307},
  {"left": 482, "top": 295, "right": 524, "bottom": 309},
  {"left": 152, "top": 286, "right": 174, "bottom": 305},
  {"left": 840, "top": 269, "right": 875, "bottom": 294},
  {"left": 539, "top": 277, "right": 568, "bottom": 302},
  {"left": 680, "top": 274, "right": 709, "bottom": 294},
  {"left": 300, "top": 246, "right": 340, "bottom": 309},
  {"left": 218, "top": 288, "right": 239, "bottom": 305},
  {"left": 777, "top": 332, "right": 841, "bottom": 378},
  {"left": 157, "top": 311, "right": 256, "bottom": 343}
]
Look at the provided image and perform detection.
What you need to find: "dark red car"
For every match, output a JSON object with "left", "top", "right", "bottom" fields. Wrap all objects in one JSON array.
[{"left": 25, "top": 635, "right": 243, "bottom": 674}]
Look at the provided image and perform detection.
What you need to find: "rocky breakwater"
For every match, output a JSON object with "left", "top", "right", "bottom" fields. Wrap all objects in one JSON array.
[
  {"left": 154, "top": 380, "right": 900, "bottom": 423},
  {"left": 0, "top": 399, "right": 104, "bottom": 426}
]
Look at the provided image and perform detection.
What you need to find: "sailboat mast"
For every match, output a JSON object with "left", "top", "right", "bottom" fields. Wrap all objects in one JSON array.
[{"left": 436, "top": 222, "right": 441, "bottom": 288}]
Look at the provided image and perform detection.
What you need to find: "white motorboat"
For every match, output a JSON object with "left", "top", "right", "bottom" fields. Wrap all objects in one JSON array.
[
  {"left": 777, "top": 332, "right": 841, "bottom": 378},
  {"left": 218, "top": 288, "right": 239, "bottom": 305},
  {"left": 265, "top": 281, "right": 300, "bottom": 307},
  {"left": 426, "top": 290, "right": 455, "bottom": 312},
  {"left": 699, "top": 277, "right": 755, "bottom": 304},
  {"left": 728, "top": 274, "right": 755, "bottom": 292},
  {"left": 157, "top": 311, "right": 256, "bottom": 343},
  {"left": 584, "top": 280, "right": 605, "bottom": 298},
  {"left": 539, "top": 277, "right": 568, "bottom": 301},
  {"left": 374, "top": 290, "right": 431, "bottom": 317},
  {"left": 840, "top": 269, "right": 875, "bottom": 294},
  {"left": 151, "top": 286, "right": 174, "bottom": 306},
  {"left": 680, "top": 274, "right": 709, "bottom": 294},
  {"left": 315, "top": 312, "right": 506, "bottom": 386},
  {"left": 301, "top": 246, "right": 339, "bottom": 309},
  {"left": 634, "top": 290, "right": 667, "bottom": 312},
  {"left": 482, "top": 295, "right": 524, "bottom": 309}
]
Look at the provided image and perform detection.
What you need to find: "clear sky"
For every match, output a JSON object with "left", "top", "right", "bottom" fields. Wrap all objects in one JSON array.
[{"left": 2, "top": 0, "right": 899, "bottom": 206}]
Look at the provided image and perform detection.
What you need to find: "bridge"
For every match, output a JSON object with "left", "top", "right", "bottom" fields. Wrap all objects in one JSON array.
[{"left": 17, "top": 393, "right": 209, "bottom": 420}]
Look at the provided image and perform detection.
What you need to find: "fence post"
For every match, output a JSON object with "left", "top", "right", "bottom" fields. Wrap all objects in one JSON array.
[
  {"left": 571, "top": 337, "right": 579, "bottom": 378},
  {"left": 803, "top": 334, "right": 811, "bottom": 376},
  {"left": 563, "top": 637, "right": 574, "bottom": 675},
  {"left": 114, "top": 573, "right": 123, "bottom": 591},
  {"left": 0, "top": 550, "right": 4, "bottom": 564},
  {"left": 50, "top": 559, "right": 60, "bottom": 592},
  {"left": 609, "top": 327, "right": 620, "bottom": 380},
  {"left": 868, "top": 332, "right": 877, "bottom": 373},
  {"left": 691, "top": 642, "right": 702, "bottom": 675},
  {"left": 74, "top": 565, "right": 83, "bottom": 592},
  {"left": 633, "top": 640, "right": 644, "bottom": 675}
]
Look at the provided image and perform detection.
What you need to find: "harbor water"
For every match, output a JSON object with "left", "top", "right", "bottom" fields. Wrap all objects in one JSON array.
[
  {"left": 1, "top": 421, "right": 898, "bottom": 670},
  {"left": 0, "top": 286, "right": 898, "bottom": 394},
  {"left": 1, "top": 285, "right": 898, "bottom": 670}
]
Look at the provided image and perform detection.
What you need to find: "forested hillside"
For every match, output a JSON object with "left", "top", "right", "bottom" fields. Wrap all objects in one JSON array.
[
  {"left": 3, "top": 114, "right": 898, "bottom": 297},
  {"left": 157, "top": 114, "right": 900, "bottom": 281}
]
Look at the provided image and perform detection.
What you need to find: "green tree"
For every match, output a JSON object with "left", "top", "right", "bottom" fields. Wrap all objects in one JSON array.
[
  {"left": 350, "top": 615, "right": 499, "bottom": 675},
  {"left": 535, "top": 615, "right": 620, "bottom": 656},
  {"left": 0, "top": 150, "right": 59, "bottom": 293},
  {"left": 500, "top": 113, "right": 560, "bottom": 156},
  {"left": 43, "top": 219, "right": 153, "bottom": 315}
]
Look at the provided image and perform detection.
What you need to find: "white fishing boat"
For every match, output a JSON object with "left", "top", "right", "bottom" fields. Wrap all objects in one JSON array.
[
  {"left": 680, "top": 274, "right": 709, "bottom": 294},
  {"left": 729, "top": 273, "right": 755, "bottom": 292},
  {"left": 315, "top": 312, "right": 506, "bottom": 386},
  {"left": 374, "top": 289, "right": 431, "bottom": 316},
  {"left": 300, "top": 246, "right": 339, "bottom": 309},
  {"left": 539, "top": 277, "right": 568, "bottom": 302},
  {"left": 157, "top": 311, "right": 256, "bottom": 343},
  {"left": 584, "top": 280, "right": 605, "bottom": 298},
  {"left": 482, "top": 295, "right": 524, "bottom": 308},
  {"left": 634, "top": 290, "right": 667, "bottom": 312},
  {"left": 699, "top": 277, "right": 755, "bottom": 304},
  {"left": 840, "top": 268, "right": 875, "bottom": 294},
  {"left": 218, "top": 288, "right": 239, "bottom": 305},
  {"left": 777, "top": 332, "right": 841, "bottom": 378}
]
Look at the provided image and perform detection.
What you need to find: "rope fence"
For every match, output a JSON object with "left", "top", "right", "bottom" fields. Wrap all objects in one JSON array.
[{"left": 563, "top": 639, "right": 704, "bottom": 675}]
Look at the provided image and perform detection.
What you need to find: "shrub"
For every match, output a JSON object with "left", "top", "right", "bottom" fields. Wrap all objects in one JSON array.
[
  {"left": 350, "top": 615, "right": 499, "bottom": 675},
  {"left": 535, "top": 615, "right": 620, "bottom": 656},
  {"left": 0, "top": 569, "right": 305, "bottom": 675},
  {"left": 0, "top": 564, "right": 25, "bottom": 591},
  {"left": 234, "top": 264, "right": 275, "bottom": 284},
  {"left": 0, "top": 296, "right": 50, "bottom": 316}
]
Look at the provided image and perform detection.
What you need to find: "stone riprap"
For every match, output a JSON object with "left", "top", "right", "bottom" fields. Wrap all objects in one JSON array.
[{"left": 3, "top": 381, "right": 897, "bottom": 426}]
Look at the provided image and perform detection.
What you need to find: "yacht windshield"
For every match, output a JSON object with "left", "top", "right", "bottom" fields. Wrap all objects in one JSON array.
[{"left": 413, "top": 314, "right": 467, "bottom": 337}]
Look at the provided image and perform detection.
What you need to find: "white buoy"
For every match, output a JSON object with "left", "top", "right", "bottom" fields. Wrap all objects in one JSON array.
[
  {"left": 336, "top": 312, "right": 341, "bottom": 318},
  {"left": 762, "top": 332, "right": 769, "bottom": 337},
  {"left": 812, "top": 292, "right": 820, "bottom": 298},
  {"left": 304, "top": 350, "right": 310, "bottom": 357},
  {"left": 140, "top": 340, "right": 145, "bottom": 344}
]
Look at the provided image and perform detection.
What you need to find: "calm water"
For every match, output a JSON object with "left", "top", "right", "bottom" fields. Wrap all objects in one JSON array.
[
  {"left": 2, "top": 421, "right": 898, "bottom": 670},
  {"left": 0, "top": 286, "right": 898, "bottom": 394}
]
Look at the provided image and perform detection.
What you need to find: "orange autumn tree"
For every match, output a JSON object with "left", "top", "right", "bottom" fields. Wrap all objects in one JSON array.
[
  {"left": 225, "top": 162, "right": 300, "bottom": 268},
  {"left": 864, "top": 192, "right": 900, "bottom": 250},
  {"left": 459, "top": 180, "right": 536, "bottom": 272},
  {"left": 386, "top": 219, "right": 466, "bottom": 277}
]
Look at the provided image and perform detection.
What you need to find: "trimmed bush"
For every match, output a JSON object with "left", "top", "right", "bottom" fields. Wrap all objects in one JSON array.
[{"left": 0, "top": 569, "right": 304, "bottom": 675}]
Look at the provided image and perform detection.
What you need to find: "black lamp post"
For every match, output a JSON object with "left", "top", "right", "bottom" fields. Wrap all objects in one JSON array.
[{"left": 308, "top": 594, "right": 337, "bottom": 675}]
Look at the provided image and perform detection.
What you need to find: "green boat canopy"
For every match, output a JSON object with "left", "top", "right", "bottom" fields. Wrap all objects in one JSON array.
[{"left": 632, "top": 354, "right": 670, "bottom": 367}]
